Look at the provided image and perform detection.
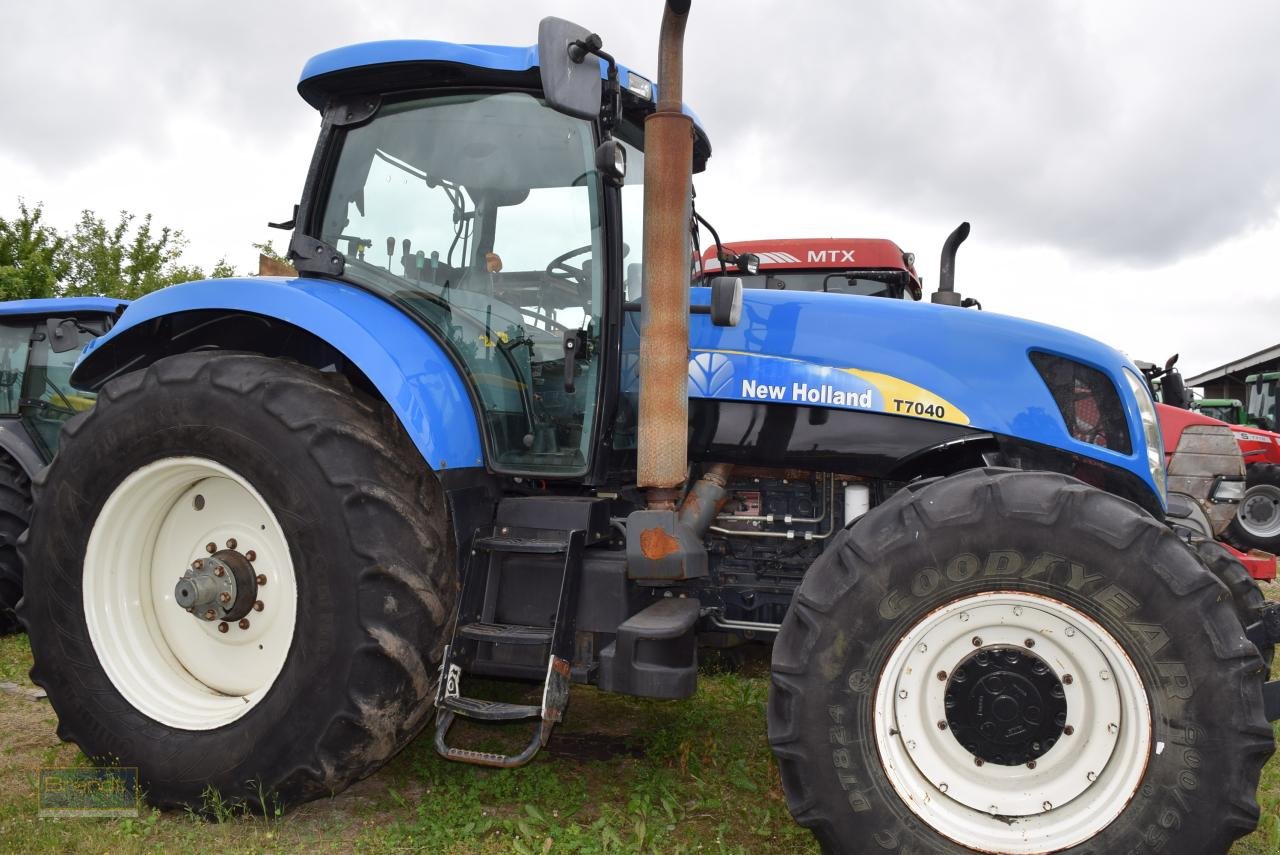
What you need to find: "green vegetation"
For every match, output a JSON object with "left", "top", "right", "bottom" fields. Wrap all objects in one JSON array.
[
  {"left": 0, "top": 599, "right": 1276, "bottom": 854},
  {"left": 0, "top": 200, "right": 234, "bottom": 302}
]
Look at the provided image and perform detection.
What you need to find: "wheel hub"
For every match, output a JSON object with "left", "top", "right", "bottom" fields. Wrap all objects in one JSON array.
[
  {"left": 873, "top": 591, "right": 1151, "bottom": 854},
  {"left": 174, "top": 547, "right": 259, "bottom": 624},
  {"left": 1240, "top": 487, "right": 1280, "bottom": 536},
  {"left": 945, "top": 645, "right": 1066, "bottom": 766}
]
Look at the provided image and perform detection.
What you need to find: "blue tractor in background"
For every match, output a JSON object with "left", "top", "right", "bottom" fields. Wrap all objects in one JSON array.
[
  {"left": 0, "top": 297, "right": 121, "bottom": 632},
  {"left": 19, "top": 4, "right": 1278, "bottom": 853}
]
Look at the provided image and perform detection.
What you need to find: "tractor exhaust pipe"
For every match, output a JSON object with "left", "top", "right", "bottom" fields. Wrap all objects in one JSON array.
[
  {"left": 637, "top": 0, "right": 694, "bottom": 507},
  {"left": 931, "top": 221, "right": 970, "bottom": 307}
]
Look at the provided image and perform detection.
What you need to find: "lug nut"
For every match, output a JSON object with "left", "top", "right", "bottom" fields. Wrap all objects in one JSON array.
[
  {"left": 937, "top": 721, "right": 948, "bottom": 731},
  {"left": 936, "top": 670, "right": 947, "bottom": 681},
  {"left": 218, "top": 592, "right": 231, "bottom": 604},
  {"left": 974, "top": 757, "right": 985, "bottom": 767},
  {"left": 226, "top": 538, "right": 237, "bottom": 550},
  {"left": 1027, "top": 760, "right": 1037, "bottom": 769},
  {"left": 253, "top": 601, "right": 264, "bottom": 612},
  {"left": 192, "top": 559, "right": 204, "bottom": 570},
  {"left": 203, "top": 609, "right": 216, "bottom": 621},
  {"left": 238, "top": 619, "right": 250, "bottom": 630},
  {"left": 245, "top": 550, "right": 256, "bottom": 562},
  {"left": 1064, "top": 725, "right": 1075, "bottom": 736},
  {"left": 971, "top": 636, "right": 983, "bottom": 647},
  {"left": 218, "top": 622, "right": 229, "bottom": 633},
  {"left": 206, "top": 542, "right": 216, "bottom": 554},
  {"left": 213, "top": 566, "right": 225, "bottom": 577},
  {"left": 256, "top": 574, "right": 267, "bottom": 586},
  {"left": 1062, "top": 674, "right": 1073, "bottom": 685},
  {"left": 1024, "top": 638, "right": 1035, "bottom": 648}
]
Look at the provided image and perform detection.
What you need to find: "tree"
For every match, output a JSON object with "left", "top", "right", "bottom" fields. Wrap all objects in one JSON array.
[
  {"left": 0, "top": 201, "right": 67, "bottom": 300},
  {"left": 2, "top": 200, "right": 237, "bottom": 301},
  {"left": 61, "top": 210, "right": 235, "bottom": 300}
]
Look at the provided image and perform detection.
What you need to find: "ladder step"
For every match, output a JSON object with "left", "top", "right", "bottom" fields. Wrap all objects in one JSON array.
[
  {"left": 458, "top": 621, "right": 552, "bottom": 645},
  {"left": 440, "top": 696, "right": 541, "bottom": 722},
  {"left": 474, "top": 534, "right": 568, "bottom": 554}
]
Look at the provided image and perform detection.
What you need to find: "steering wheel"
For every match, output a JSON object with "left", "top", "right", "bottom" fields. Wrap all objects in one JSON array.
[{"left": 545, "top": 244, "right": 593, "bottom": 288}]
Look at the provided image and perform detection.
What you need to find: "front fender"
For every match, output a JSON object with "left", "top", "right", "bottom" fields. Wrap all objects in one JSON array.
[{"left": 74, "top": 277, "right": 483, "bottom": 472}]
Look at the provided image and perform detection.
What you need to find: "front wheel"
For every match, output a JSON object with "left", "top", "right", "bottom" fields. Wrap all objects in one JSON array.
[
  {"left": 769, "top": 469, "right": 1273, "bottom": 855},
  {"left": 1227, "top": 462, "right": 1280, "bottom": 553},
  {"left": 20, "top": 354, "right": 457, "bottom": 809}
]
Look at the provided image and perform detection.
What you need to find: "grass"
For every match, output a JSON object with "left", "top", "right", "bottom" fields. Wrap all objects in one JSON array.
[{"left": 0, "top": 591, "right": 1276, "bottom": 854}]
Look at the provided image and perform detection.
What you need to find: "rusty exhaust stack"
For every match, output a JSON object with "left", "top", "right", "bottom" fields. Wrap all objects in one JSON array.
[{"left": 637, "top": 0, "right": 694, "bottom": 508}]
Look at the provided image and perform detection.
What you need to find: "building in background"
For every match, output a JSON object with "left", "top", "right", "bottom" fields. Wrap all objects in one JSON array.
[{"left": 1186, "top": 343, "right": 1280, "bottom": 399}]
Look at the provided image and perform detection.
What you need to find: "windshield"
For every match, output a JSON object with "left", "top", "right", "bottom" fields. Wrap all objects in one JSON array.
[
  {"left": 319, "top": 92, "right": 605, "bottom": 475},
  {"left": 1196, "top": 404, "right": 1237, "bottom": 423},
  {"left": 1248, "top": 379, "right": 1277, "bottom": 428},
  {"left": 717, "top": 270, "right": 908, "bottom": 298}
]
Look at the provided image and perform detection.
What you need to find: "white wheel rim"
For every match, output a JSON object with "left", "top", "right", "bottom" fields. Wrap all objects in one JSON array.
[
  {"left": 1238, "top": 484, "right": 1280, "bottom": 538},
  {"left": 84, "top": 457, "right": 297, "bottom": 730},
  {"left": 873, "top": 591, "right": 1151, "bottom": 854}
]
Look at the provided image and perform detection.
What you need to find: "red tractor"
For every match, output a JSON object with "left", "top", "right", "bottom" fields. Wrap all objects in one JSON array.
[{"left": 699, "top": 236, "right": 925, "bottom": 300}]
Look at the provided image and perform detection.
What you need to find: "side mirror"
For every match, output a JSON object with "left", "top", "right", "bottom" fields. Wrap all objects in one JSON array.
[
  {"left": 46, "top": 318, "right": 82, "bottom": 354},
  {"left": 735, "top": 252, "right": 760, "bottom": 276},
  {"left": 595, "top": 139, "right": 626, "bottom": 186},
  {"left": 538, "top": 17, "right": 603, "bottom": 120},
  {"left": 709, "top": 276, "right": 742, "bottom": 327}
]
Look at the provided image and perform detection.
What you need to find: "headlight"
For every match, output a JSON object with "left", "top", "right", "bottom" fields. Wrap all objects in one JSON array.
[
  {"left": 1211, "top": 477, "right": 1247, "bottom": 503},
  {"left": 1123, "top": 368, "right": 1166, "bottom": 498}
]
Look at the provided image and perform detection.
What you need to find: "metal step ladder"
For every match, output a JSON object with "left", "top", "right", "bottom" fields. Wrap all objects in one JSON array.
[{"left": 433, "top": 497, "right": 605, "bottom": 768}]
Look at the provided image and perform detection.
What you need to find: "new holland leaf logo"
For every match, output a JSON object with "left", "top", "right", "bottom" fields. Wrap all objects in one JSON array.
[{"left": 688, "top": 352, "right": 734, "bottom": 397}]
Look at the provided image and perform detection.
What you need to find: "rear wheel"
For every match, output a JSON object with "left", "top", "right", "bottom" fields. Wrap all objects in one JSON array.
[
  {"left": 769, "top": 468, "right": 1273, "bottom": 855},
  {"left": 20, "top": 353, "right": 457, "bottom": 809},
  {"left": 1228, "top": 462, "right": 1280, "bottom": 553},
  {"left": 0, "top": 453, "right": 31, "bottom": 635}
]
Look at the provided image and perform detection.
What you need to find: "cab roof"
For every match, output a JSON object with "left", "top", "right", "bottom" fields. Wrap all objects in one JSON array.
[
  {"left": 0, "top": 297, "right": 124, "bottom": 317},
  {"left": 298, "top": 38, "right": 709, "bottom": 139}
]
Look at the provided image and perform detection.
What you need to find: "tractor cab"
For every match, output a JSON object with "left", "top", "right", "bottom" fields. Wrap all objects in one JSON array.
[
  {"left": 1245, "top": 371, "right": 1279, "bottom": 429},
  {"left": 1192, "top": 397, "right": 1246, "bottom": 424},
  {"left": 292, "top": 28, "right": 710, "bottom": 477}
]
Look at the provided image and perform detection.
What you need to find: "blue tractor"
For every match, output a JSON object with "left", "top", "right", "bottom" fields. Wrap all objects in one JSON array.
[
  {"left": 0, "top": 297, "right": 121, "bottom": 632},
  {"left": 19, "top": 4, "right": 1278, "bottom": 853}
]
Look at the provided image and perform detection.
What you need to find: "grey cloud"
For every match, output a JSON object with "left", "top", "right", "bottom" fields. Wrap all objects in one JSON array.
[
  {"left": 683, "top": 1, "right": 1280, "bottom": 264},
  {"left": 4, "top": 0, "right": 1278, "bottom": 267}
]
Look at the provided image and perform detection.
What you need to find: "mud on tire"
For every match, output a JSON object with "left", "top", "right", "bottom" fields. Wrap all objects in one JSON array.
[
  {"left": 1196, "top": 539, "right": 1274, "bottom": 667},
  {"left": 19, "top": 353, "right": 457, "bottom": 810},
  {"left": 768, "top": 468, "right": 1273, "bottom": 855}
]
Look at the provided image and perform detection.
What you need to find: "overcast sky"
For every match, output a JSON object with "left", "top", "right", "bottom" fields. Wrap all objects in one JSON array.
[{"left": 3, "top": 0, "right": 1278, "bottom": 380}]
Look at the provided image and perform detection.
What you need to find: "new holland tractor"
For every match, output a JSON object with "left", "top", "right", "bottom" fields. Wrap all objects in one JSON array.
[
  {"left": 0, "top": 297, "right": 121, "bottom": 632},
  {"left": 18, "top": 5, "right": 1280, "bottom": 853}
]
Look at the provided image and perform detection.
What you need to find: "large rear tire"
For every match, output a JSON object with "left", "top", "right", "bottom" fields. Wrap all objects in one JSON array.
[
  {"left": 1227, "top": 462, "right": 1280, "bottom": 553},
  {"left": 769, "top": 468, "right": 1273, "bottom": 855},
  {"left": 0, "top": 453, "right": 31, "bottom": 635},
  {"left": 19, "top": 353, "right": 457, "bottom": 810}
]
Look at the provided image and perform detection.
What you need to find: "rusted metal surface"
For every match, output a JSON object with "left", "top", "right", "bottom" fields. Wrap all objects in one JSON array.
[
  {"left": 257, "top": 253, "right": 297, "bottom": 277},
  {"left": 637, "top": 1, "right": 694, "bottom": 495},
  {"left": 678, "top": 462, "right": 733, "bottom": 534},
  {"left": 639, "top": 526, "right": 681, "bottom": 560}
]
